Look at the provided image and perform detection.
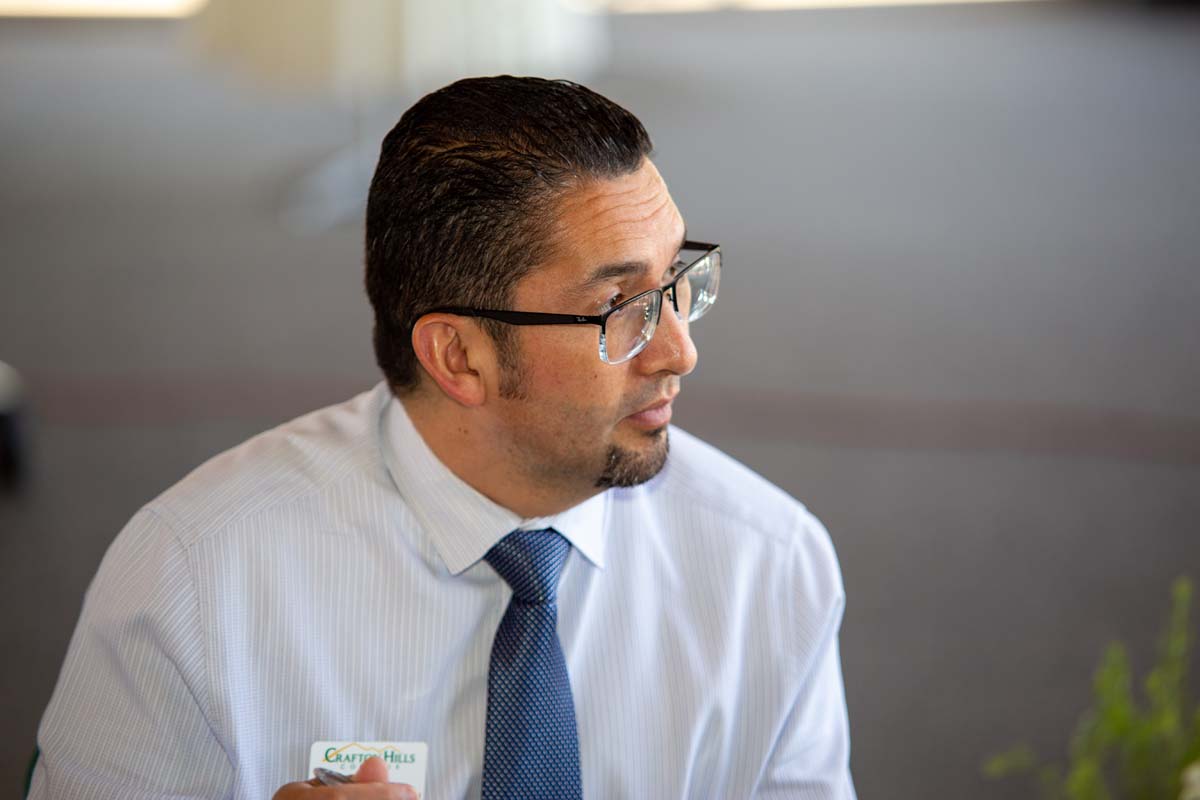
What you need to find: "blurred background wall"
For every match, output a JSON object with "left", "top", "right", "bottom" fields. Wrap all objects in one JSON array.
[{"left": 1, "top": 1, "right": 1198, "bottom": 797}]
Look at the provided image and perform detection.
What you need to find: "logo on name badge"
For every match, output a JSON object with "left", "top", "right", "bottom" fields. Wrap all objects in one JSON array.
[{"left": 309, "top": 741, "right": 427, "bottom": 797}]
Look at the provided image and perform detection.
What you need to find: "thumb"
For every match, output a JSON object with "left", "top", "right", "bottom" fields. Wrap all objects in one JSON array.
[{"left": 352, "top": 756, "right": 390, "bottom": 784}]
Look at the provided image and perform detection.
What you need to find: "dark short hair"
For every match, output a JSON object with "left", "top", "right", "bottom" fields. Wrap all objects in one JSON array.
[{"left": 364, "top": 75, "right": 654, "bottom": 395}]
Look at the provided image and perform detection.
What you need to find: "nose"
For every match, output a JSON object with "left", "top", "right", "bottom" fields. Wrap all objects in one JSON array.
[{"left": 635, "top": 299, "right": 698, "bottom": 377}]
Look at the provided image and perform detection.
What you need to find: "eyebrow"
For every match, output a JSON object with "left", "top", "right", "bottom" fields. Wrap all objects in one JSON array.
[{"left": 574, "top": 231, "right": 689, "bottom": 294}]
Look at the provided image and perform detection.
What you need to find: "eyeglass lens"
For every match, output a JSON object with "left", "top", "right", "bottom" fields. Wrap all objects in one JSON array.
[{"left": 600, "top": 249, "right": 721, "bottom": 364}]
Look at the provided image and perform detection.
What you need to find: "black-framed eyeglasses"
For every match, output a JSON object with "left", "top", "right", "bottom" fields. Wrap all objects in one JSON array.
[{"left": 420, "top": 240, "right": 721, "bottom": 365}]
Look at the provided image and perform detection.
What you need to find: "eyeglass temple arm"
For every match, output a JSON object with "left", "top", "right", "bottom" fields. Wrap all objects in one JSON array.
[{"left": 425, "top": 307, "right": 605, "bottom": 326}]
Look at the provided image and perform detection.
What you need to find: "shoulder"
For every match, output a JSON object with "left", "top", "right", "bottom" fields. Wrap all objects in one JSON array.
[
  {"left": 144, "top": 383, "right": 388, "bottom": 548},
  {"left": 659, "top": 426, "right": 833, "bottom": 547},
  {"left": 617, "top": 426, "right": 846, "bottom": 671},
  {"left": 660, "top": 427, "right": 794, "bottom": 519},
  {"left": 644, "top": 425, "right": 844, "bottom": 601}
]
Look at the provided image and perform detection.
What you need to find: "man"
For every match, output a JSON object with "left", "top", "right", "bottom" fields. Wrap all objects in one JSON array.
[{"left": 31, "top": 76, "right": 855, "bottom": 799}]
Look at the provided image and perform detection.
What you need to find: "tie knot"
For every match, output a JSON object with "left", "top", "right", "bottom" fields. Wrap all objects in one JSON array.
[{"left": 485, "top": 528, "right": 571, "bottom": 605}]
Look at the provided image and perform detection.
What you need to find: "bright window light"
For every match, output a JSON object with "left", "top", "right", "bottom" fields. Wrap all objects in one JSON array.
[
  {"left": 0, "top": 0, "right": 207, "bottom": 16},
  {"left": 571, "top": 0, "right": 1041, "bottom": 9}
]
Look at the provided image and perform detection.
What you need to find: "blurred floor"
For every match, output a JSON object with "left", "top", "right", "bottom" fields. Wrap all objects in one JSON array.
[{"left": 2, "top": 5, "right": 1199, "bottom": 798}]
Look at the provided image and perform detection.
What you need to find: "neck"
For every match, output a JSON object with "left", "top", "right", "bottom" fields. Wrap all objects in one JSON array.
[{"left": 400, "top": 391, "right": 597, "bottom": 519}]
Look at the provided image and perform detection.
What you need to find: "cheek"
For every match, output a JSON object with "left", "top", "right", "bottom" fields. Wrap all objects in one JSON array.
[
  {"left": 523, "top": 331, "right": 624, "bottom": 400},
  {"left": 550, "top": 364, "right": 621, "bottom": 406},
  {"left": 524, "top": 344, "right": 627, "bottom": 415}
]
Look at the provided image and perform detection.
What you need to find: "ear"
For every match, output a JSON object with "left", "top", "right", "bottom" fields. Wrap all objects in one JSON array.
[{"left": 410, "top": 314, "right": 494, "bottom": 407}]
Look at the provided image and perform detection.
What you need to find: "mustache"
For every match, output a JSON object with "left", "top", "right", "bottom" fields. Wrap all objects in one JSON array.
[{"left": 623, "top": 380, "right": 680, "bottom": 416}]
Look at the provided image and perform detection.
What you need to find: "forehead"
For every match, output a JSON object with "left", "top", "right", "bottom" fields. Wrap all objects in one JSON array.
[{"left": 522, "top": 160, "right": 685, "bottom": 297}]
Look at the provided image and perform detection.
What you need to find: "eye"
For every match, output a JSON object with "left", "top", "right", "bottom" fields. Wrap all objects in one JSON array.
[{"left": 598, "top": 292, "right": 625, "bottom": 314}]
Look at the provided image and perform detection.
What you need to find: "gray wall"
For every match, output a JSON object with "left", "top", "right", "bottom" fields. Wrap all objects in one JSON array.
[{"left": 2, "top": 5, "right": 1198, "bottom": 798}]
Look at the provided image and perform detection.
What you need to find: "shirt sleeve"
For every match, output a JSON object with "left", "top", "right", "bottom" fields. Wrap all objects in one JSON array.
[
  {"left": 755, "top": 510, "right": 857, "bottom": 800},
  {"left": 29, "top": 508, "right": 234, "bottom": 800}
]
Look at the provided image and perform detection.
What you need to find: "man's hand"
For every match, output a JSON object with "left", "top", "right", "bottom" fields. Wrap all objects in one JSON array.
[{"left": 272, "top": 756, "right": 419, "bottom": 799}]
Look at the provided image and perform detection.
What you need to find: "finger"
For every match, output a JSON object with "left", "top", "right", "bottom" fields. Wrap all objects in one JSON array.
[
  {"left": 333, "top": 784, "right": 419, "bottom": 799},
  {"left": 349, "top": 758, "right": 419, "bottom": 799},
  {"left": 273, "top": 780, "right": 417, "bottom": 799},
  {"left": 353, "top": 756, "right": 389, "bottom": 784}
]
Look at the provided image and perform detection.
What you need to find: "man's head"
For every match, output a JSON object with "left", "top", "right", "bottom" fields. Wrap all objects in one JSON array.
[
  {"left": 365, "top": 77, "right": 700, "bottom": 509},
  {"left": 366, "top": 76, "right": 653, "bottom": 397}
]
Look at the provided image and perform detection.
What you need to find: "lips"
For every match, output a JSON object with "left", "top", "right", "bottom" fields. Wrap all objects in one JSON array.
[{"left": 625, "top": 394, "right": 676, "bottom": 428}]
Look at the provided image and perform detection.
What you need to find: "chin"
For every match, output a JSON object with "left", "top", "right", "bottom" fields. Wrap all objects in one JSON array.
[{"left": 595, "top": 429, "right": 670, "bottom": 489}]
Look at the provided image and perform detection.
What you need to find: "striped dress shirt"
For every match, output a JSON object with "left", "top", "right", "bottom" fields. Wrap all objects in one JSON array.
[{"left": 31, "top": 382, "right": 856, "bottom": 799}]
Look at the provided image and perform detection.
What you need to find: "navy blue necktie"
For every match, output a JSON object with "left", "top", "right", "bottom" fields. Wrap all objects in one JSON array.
[{"left": 481, "top": 528, "right": 582, "bottom": 800}]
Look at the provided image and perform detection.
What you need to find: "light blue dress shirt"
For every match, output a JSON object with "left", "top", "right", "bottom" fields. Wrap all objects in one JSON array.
[{"left": 31, "top": 382, "right": 856, "bottom": 799}]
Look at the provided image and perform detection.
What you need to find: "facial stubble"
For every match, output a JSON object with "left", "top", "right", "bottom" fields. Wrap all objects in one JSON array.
[
  {"left": 497, "top": 333, "right": 672, "bottom": 490},
  {"left": 595, "top": 425, "right": 670, "bottom": 488}
]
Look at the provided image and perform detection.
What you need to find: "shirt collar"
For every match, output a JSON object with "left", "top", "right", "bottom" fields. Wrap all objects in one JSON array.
[{"left": 378, "top": 387, "right": 608, "bottom": 576}]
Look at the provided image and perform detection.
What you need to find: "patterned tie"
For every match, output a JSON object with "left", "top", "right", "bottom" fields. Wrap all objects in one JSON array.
[{"left": 481, "top": 528, "right": 582, "bottom": 800}]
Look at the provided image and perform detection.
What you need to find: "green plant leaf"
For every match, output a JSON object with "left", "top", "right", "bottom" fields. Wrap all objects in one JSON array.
[
  {"left": 984, "top": 745, "right": 1036, "bottom": 779},
  {"left": 1065, "top": 755, "right": 1112, "bottom": 800},
  {"left": 984, "top": 576, "right": 1198, "bottom": 800}
]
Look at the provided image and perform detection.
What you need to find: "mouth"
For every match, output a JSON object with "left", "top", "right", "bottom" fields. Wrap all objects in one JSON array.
[{"left": 624, "top": 393, "right": 677, "bottom": 429}]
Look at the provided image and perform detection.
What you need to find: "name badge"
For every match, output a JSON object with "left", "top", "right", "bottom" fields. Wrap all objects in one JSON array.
[{"left": 309, "top": 740, "right": 428, "bottom": 796}]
